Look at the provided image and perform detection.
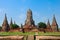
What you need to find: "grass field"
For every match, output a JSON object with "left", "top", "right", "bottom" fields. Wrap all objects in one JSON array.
[
  {"left": 38, "top": 32, "right": 60, "bottom": 36},
  {"left": 0, "top": 32, "right": 60, "bottom": 36},
  {"left": 0, "top": 32, "right": 35, "bottom": 36}
]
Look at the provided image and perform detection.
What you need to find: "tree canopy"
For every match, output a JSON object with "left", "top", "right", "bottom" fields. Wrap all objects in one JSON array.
[
  {"left": 0, "top": 26, "right": 2, "bottom": 30},
  {"left": 11, "top": 24, "right": 19, "bottom": 29},
  {"left": 38, "top": 22, "right": 47, "bottom": 28}
]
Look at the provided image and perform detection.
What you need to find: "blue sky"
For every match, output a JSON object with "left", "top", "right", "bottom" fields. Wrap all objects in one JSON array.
[{"left": 0, "top": 0, "right": 60, "bottom": 28}]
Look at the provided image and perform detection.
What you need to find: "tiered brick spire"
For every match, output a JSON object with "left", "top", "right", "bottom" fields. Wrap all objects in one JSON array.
[
  {"left": 14, "top": 21, "right": 16, "bottom": 24},
  {"left": 46, "top": 19, "right": 52, "bottom": 32},
  {"left": 2, "top": 14, "right": 10, "bottom": 31},
  {"left": 25, "top": 9, "right": 35, "bottom": 26},
  {"left": 23, "top": 9, "right": 36, "bottom": 32},
  {"left": 10, "top": 18, "right": 13, "bottom": 29},
  {"left": 47, "top": 19, "right": 51, "bottom": 29},
  {"left": 10, "top": 18, "right": 13, "bottom": 25},
  {"left": 51, "top": 15, "right": 58, "bottom": 31}
]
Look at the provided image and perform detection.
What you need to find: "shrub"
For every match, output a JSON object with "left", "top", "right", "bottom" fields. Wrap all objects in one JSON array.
[
  {"left": 38, "top": 22, "right": 47, "bottom": 28},
  {"left": 11, "top": 24, "right": 19, "bottom": 29}
]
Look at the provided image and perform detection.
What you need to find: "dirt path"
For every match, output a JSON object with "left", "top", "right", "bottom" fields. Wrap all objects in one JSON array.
[
  {"left": 36, "top": 36, "right": 60, "bottom": 40},
  {"left": 0, "top": 36, "right": 24, "bottom": 40},
  {"left": 27, "top": 35, "right": 34, "bottom": 40},
  {"left": 0, "top": 36, "right": 60, "bottom": 40}
]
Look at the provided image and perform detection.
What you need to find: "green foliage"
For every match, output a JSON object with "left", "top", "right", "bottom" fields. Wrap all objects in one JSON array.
[
  {"left": 11, "top": 24, "right": 19, "bottom": 29},
  {"left": 38, "top": 22, "right": 47, "bottom": 28},
  {"left": 0, "top": 32, "right": 35, "bottom": 36},
  {"left": 38, "top": 32, "right": 60, "bottom": 36},
  {"left": 0, "top": 26, "right": 2, "bottom": 30},
  {"left": 0, "top": 32, "right": 60, "bottom": 36}
]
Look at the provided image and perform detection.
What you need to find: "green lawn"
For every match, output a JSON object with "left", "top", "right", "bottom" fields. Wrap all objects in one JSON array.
[
  {"left": 38, "top": 32, "right": 60, "bottom": 36},
  {"left": 0, "top": 32, "right": 60, "bottom": 36},
  {"left": 0, "top": 32, "right": 35, "bottom": 36}
]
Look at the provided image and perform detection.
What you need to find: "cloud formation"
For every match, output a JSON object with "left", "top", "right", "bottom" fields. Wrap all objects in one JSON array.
[
  {"left": 0, "top": 8, "right": 7, "bottom": 18},
  {"left": 18, "top": 7, "right": 27, "bottom": 25}
]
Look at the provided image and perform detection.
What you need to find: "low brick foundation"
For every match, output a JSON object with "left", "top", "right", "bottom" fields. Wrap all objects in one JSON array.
[{"left": 0, "top": 36, "right": 24, "bottom": 40}]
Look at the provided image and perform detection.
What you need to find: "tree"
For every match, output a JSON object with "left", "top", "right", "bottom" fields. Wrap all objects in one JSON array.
[
  {"left": 11, "top": 24, "right": 19, "bottom": 29},
  {"left": 38, "top": 22, "right": 47, "bottom": 33},
  {"left": 0, "top": 26, "right": 2, "bottom": 31},
  {"left": 38, "top": 22, "right": 47, "bottom": 28}
]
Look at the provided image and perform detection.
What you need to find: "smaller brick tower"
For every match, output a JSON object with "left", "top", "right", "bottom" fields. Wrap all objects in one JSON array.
[
  {"left": 10, "top": 18, "right": 13, "bottom": 29},
  {"left": 2, "top": 14, "right": 10, "bottom": 32},
  {"left": 46, "top": 19, "right": 52, "bottom": 32},
  {"left": 51, "top": 15, "right": 59, "bottom": 32}
]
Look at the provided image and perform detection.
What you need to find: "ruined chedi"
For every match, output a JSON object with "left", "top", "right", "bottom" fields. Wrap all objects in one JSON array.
[
  {"left": 51, "top": 15, "right": 59, "bottom": 32},
  {"left": 46, "top": 19, "right": 52, "bottom": 32},
  {"left": 25, "top": 9, "right": 35, "bottom": 26},
  {"left": 2, "top": 14, "right": 10, "bottom": 32},
  {"left": 23, "top": 9, "right": 36, "bottom": 32},
  {"left": 10, "top": 18, "right": 13, "bottom": 29}
]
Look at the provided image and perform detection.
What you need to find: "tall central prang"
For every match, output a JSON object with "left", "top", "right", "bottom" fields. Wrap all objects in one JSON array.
[
  {"left": 23, "top": 9, "right": 36, "bottom": 32},
  {"left": 25, "top": 9, "right": 35, "bottom": 26}
]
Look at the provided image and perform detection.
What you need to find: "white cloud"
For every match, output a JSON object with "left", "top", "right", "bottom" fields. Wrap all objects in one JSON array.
[
  {"left": 32, "top": 10, "right": 48, "bottom": 24},
  {"left": 0, "top": 8, "right": 8, "bottom": 18},
  {"left": 18, "top": 7, "right": 27, "bottom": 24},
  {"left": 19, "top": 7, "right": 26, "bottom": 19},
  {"left": 19, "top": 13, "right": 26, "bottom": 25},
  {"left": 19, "top": 13, "right": 26, "bottom": 20},
  {"left": 33, "top": 11, "right": 40, "bottom": 18},
  {"left": 20, "top": 7, "right": 26, "bottom": 12}
]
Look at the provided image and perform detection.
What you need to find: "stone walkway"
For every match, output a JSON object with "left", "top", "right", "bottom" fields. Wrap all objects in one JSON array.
[{"left": 27, "top": 35, "right": 34, "bottom": 40}]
